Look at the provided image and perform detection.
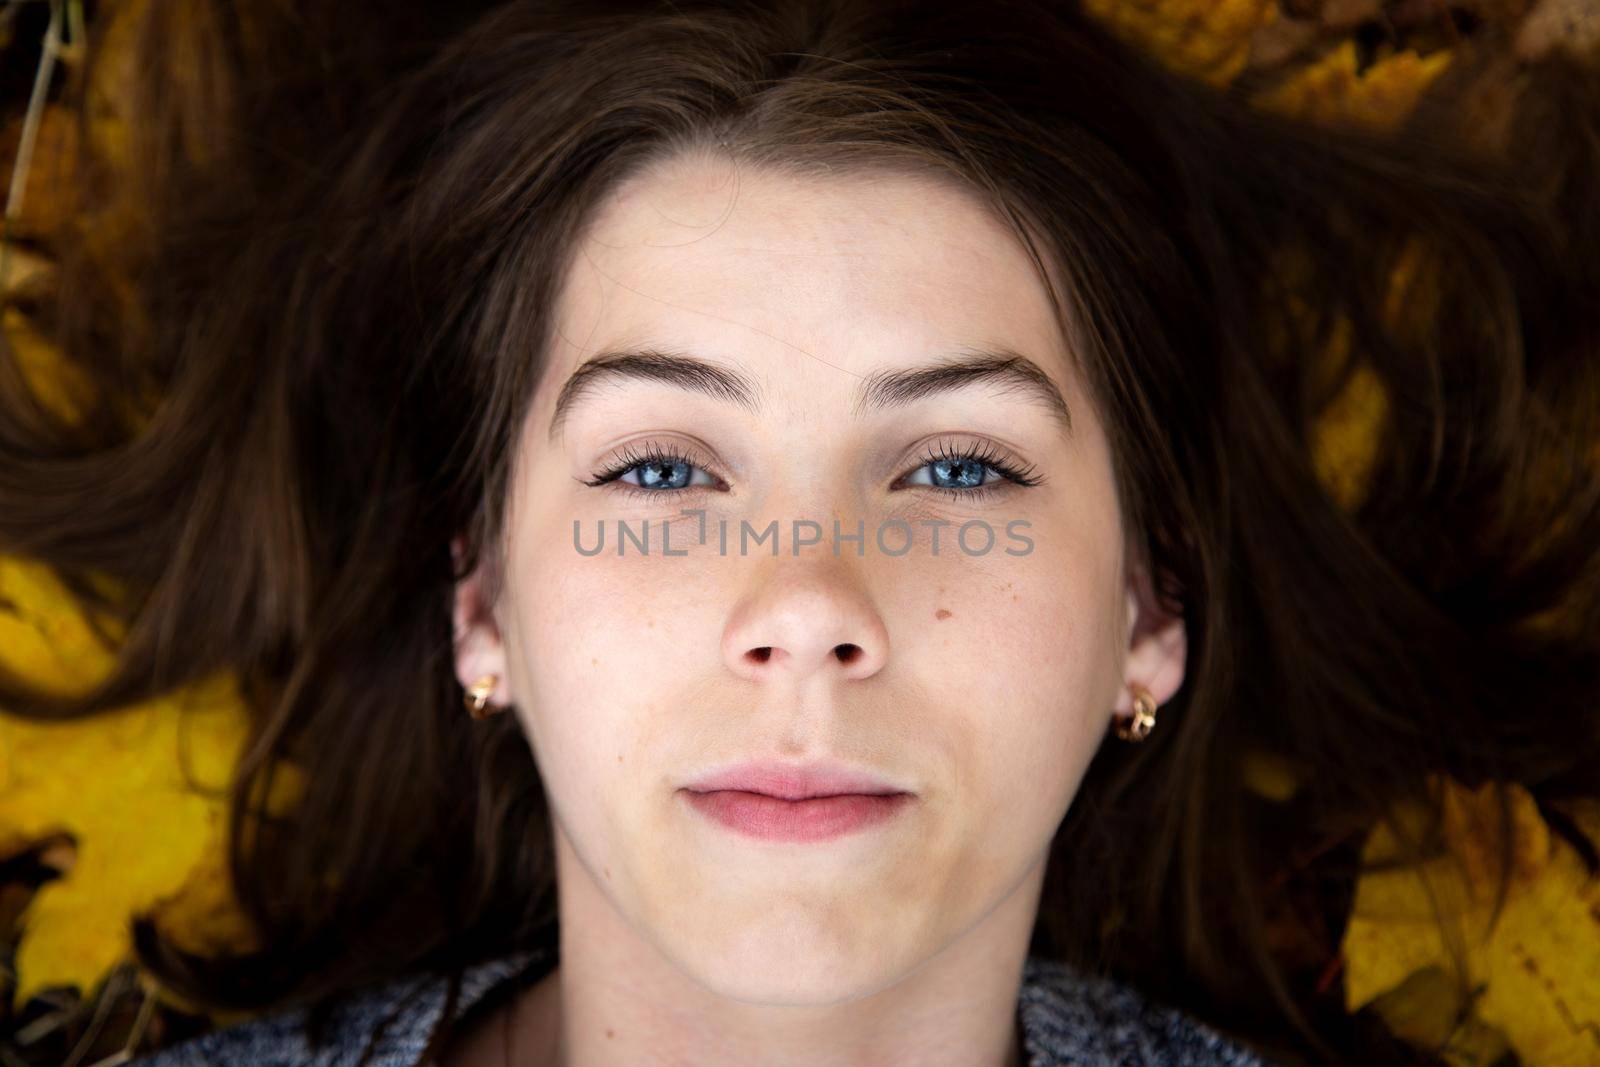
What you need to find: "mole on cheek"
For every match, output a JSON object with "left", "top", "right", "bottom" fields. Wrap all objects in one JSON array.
[{"left": 935, "top": 608, "right": 953, "bottom": 620}]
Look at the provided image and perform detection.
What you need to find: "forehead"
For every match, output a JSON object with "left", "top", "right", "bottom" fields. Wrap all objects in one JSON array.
[{"left": 546, "top": 152, "right": 1072, "bottom": 391}]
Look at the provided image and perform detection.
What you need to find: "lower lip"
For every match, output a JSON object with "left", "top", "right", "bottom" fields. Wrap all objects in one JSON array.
[{"left": 681, "top": 790, "right": 913, "bottom": 842}]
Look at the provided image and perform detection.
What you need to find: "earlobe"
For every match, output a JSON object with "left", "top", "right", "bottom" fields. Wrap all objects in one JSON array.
[
  {"left": 451, "top": 535, "right": 515, "bottom": 709},
  {"left": 1117, "top": 552, "right": 1187, "bottom": 715},
  {"left": 1121, "top": 613, "right": 1186, "bottom": 713}
]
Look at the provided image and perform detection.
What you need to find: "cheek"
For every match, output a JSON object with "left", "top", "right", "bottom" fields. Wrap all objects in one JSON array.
[
  {"left": 502, "top": 526, "right": 728, "bottom": 804},
  {"left": 912, "top": 532, "right": 1120, "bottom": 846}
]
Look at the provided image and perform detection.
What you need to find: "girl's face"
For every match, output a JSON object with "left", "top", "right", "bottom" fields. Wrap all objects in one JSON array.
[{"left": 454, "top": 151, "right": 1186, "bottom": 1003}]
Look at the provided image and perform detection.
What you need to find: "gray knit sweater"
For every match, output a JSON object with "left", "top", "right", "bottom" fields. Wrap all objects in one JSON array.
[{"left": 130, "top": 948, "right": 1277, "bottom": 1066}]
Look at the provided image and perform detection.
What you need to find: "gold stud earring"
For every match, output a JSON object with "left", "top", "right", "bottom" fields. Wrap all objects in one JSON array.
[
  {"left": 465, "top": 674, "right": 503, "bottom": 720},
  {"left": 1114, "top": 682, "right": 1158, "bottom": 742}
]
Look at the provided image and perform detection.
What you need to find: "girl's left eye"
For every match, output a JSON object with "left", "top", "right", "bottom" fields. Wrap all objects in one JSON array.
[
  {"left": 580, "top": 444, "right": 724, "bottom": 502},
  {"left": 582, "top": 437, "right": 1041, "bottom": 503}
]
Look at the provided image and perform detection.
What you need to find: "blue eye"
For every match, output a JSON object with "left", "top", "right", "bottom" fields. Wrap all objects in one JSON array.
[
  {"left": 581, "top": 444, "right": 724, "bottom": 502},
  {"left": 893, "top": 438, "right": 1042, "bottom": 501}
]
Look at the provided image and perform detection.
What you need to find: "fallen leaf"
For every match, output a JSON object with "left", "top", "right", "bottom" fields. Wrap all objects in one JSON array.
[
  {"left": 1082, "top": 0, "right": 1279, "bottom": 88},
  {"left": 1364, "top": 965, "right": 1517, "bottom": 1067},
  {"left": 1342, "top": 776, "right": 1600, "bottom": 1064},
  {"left": 1252, "top": 39, "right": 1455, "bottom": 131},
  {"left": 0, "top": 557, "right": 302, "bottom": 1014}
]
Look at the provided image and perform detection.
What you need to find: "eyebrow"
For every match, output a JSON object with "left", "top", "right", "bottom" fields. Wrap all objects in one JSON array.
[{"left": 547, "top": 345, "right": 1073, "bottom": 441}]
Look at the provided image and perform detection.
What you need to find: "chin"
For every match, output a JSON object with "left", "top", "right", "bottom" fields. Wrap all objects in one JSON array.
[{"left": 663, "top": 909, "right": 920, "bottom": 1005}]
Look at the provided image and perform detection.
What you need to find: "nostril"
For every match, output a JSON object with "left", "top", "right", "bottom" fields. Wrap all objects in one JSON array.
[
  {"left": 834, "top": 643, "right": 861, "bottom": 664},
  {"left": 748, "top": 647, "right": 773, "bottom": 663}
]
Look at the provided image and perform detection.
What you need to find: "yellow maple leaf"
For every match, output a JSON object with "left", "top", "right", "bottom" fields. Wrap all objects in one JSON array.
[
  {"left": 0, "top": 556, "right": 302, "bottom": 1014},
  {"left": 1252, "top": 39, "right": 1455, "bottom": 133},
  {"left": 1341, "top": 775, "right": 1600, "bottom": 1065},
  {"left": 1081, "top": 0, "right": 1277, "bottom": 89},
  {"left": 1363, "top": 965, "right": 1517, "bottom": 1067}
]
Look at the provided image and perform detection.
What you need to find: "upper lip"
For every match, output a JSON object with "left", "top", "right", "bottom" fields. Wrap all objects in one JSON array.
[{"left": 682, "top": 759, "right": 912, "bottom": 800}]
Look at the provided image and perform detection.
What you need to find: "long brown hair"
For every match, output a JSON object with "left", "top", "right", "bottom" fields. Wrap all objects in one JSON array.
[{"left": 3, "top": 1, "right": 1597, "bottom": 1063}]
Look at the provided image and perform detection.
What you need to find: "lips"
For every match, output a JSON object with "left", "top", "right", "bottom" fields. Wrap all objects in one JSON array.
[
  {"left": 682, "top": 789, "right": 912, "bottom": 842},
  {"left": 681, "top": 758, "right": 911, "bottom": 801},
  {"left": 679, "top": 759, "right": 915, "bottom": 842}
]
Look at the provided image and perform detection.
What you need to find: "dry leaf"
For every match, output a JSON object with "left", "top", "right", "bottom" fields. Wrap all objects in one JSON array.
[
  {"left": 1082, "top": 0, "right": 1279, "bottom": 88},
  {"left": 0, "top": 557, "right": 303, "bottom": 1014},
  {"left": 1252, "top": 39, "right": 1456, "bottom": 130},
  {"left": 1342, "top": 776, "right": 1600, "bottom": 1064},
  {"left": 1365, "top": 965, "right": 1517, "bottom": 1067}
]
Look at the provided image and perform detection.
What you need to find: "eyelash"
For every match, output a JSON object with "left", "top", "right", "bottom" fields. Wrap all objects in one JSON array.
[{"left": 581, "top": 436, "right": 1043, "bottom": 504}]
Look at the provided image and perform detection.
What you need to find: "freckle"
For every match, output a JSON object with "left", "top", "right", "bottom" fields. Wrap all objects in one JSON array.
[
  {"left": 935, "top": 608, "right": 952, "bottom": 620},
  {"left": 591, "top": 657, "right": 598, "bottom": 666},
  {"left": 606, "top": 1029, "right": 615, "bottom": 1039},
  {"left": 1012, "top": 593, "right": 1019, "bottom": 601},
  {"left": 647, "top": 619, "right": 655, "bottom": 628},
  {"left": 603, "top": 866, "right": 611, "bottom": 880}
]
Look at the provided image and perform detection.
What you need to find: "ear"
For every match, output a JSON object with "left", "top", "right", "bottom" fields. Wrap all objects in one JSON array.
[
  {"left": 1115, "top": 548, "right": 1186, "bottom": 717},
  {"left": 451, "top": 534, "right": 515, "bottom": 708}
]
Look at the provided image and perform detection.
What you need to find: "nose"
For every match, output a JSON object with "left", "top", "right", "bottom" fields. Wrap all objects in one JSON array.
[{"left": 721, "top": 557, "right": 890, "bottom": 684}]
